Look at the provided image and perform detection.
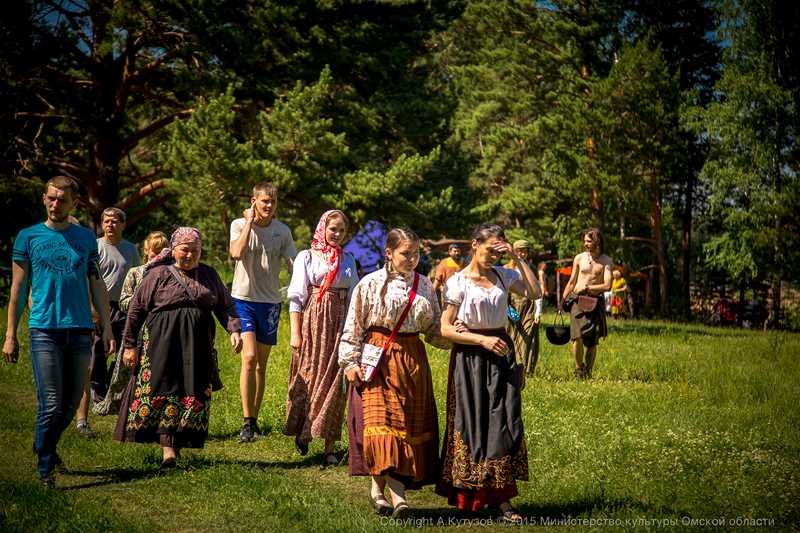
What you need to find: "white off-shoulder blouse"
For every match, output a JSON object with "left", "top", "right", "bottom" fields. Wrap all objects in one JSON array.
[
  {"left": 444, "top": 267, "right": 520, "bottom": 330},
  {"left": 287, "top": 249, "right": 359, "bottom": 313},
  {"left": 338, "top": 267, "right": 450, "bottom": 371}
]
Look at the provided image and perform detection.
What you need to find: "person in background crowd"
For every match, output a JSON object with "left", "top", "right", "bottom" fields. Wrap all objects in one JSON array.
[
  {"left": 437, "top": 223, "right": 538, "bottom": 524},
  {"left": 416, "top": 241, "right": 433, "bottom": 277},
  {"left": 229, "top": 182, "right": 297, "bottom": 442},
  {"left": 609, "top": 268, "right": 628, "bottom": 319},
  {"left": 77, "top": 207, "right": 140, "bottom": 438},
  {"left": 537, "top": 261, "right": 549, "bottom": 304},
  {"left": 115, "top": 227, "right": 242, "bottom": 467},
  {"left": 93, "top": 231, "right": 168, "bottom": 417},
  {"left": 3, "top": 176, "right": 114, "bottom": 487},
  {"left": 339, "top": 228, "right": 449, "bottom": 518},
  {"left": 504, "top": 240, "right": 543, "bottom": 377},
  {"left": 432, "top": 244, "right": 464, "bottom": 305},
  {"left": 561, "top": 228, "right": 612, "bottom": 379},
  {"left": 284, "top": 210, "right": 358, "bottom": 466}
]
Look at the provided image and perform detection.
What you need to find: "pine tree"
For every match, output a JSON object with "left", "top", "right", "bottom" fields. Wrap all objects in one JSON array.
[{"left": 692, "top": 0, "right": 800, "bottom": 327}]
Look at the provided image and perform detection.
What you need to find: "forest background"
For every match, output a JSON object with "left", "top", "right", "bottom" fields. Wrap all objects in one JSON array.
[{"left": 1, "top": 0, "right": 798, "bottom": 327}]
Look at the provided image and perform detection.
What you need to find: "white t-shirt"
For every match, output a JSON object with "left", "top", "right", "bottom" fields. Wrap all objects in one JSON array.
[
  {"left": 230, "top": 218, "right": 297, "bottom": 303},
  {"left": 97, "top": 238, "right": 141, "bottom": 302},
  {"left": 444, "top": 267, "right": 520, "bottom": 330}
]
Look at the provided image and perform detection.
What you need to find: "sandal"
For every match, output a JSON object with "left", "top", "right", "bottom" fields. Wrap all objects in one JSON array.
[
  {"left": 498, "top": 503, "right": 523, "bottom": 524},
  {"left": 369, "top": 494, "right": 393, "bottom": 516},
  {"left": 160, "top": 456, "right": 177, "bottom": 469},
  {"left": 294, "top": 436, "right": 309, "bottom": 456},
  {"left": 392, "top": 502, "right": 410, "bottom": 519}
]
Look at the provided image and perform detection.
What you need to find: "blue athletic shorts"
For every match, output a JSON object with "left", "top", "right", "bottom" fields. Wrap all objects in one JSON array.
[{"left": 233, "top": 298, "right": 281, "bottom": 345}]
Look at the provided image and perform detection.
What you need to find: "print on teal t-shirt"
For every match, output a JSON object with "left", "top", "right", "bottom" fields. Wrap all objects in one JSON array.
[{"left": 12, "top": 223, "right": 100, "bottom": 330}]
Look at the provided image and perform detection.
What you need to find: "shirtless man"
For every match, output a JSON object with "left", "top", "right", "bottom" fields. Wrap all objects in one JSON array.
[{"left": 562, "top": 228, "right": 612, "bottom": 379}]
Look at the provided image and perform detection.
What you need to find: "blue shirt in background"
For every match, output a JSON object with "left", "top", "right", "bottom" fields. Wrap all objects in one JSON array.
[{"left": 12, "top": 223, "right": 100, "bottom": 330}]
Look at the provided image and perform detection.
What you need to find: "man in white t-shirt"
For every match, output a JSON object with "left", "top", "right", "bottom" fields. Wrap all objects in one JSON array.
[{"left": 230, "top": 182, "right": 296, "bottom": 442}]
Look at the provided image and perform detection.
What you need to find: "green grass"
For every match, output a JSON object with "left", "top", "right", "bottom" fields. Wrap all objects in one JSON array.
[{"left": 1, "top": 312, "right": 799, "bottom": 531}]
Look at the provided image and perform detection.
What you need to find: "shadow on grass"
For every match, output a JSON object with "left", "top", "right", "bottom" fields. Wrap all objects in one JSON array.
[
  {"left": 204, "top": 422, "right": 276, "bottom": 441},
  {"left": 58, "top": 465, "right": 174, "bottom": 490},
  {"left": 184, "top": 452, "right": 338, "bottom": 470},
  {"left": 57, "top": 451, "right": 343, "bottom": 490}
]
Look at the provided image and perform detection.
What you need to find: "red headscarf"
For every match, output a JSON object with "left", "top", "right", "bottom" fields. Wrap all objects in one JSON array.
[{"left": 312, "top": 210, "right": 346, "bottom": 301}]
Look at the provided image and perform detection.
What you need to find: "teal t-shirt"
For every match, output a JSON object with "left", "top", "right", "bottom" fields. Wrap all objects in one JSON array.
[{"left": 12, "top": 223, "right": 100, "bottom": 330}]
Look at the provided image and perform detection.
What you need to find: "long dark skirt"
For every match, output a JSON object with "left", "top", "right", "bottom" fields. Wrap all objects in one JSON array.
[
  {"left": 436, "top": 329, "right": 529, "bottom": 510},
  {"left": 114, "top": 307, "right": 214, "bottom": 449},
  {"left": 347, "top": 328, "right": 439, "bottom": 489},
  {"left": 284, "top": 287, "right": 347, "bottom": 442}
]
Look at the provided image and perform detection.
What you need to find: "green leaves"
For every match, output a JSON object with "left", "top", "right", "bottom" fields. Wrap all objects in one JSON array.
[{"left": 693, "top": 0, "right": 800, "bottom": 288}]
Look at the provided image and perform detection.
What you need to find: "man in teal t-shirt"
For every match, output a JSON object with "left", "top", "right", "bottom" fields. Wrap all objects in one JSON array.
[{"left": 2, "top": 176, "right": 114, "bottom": 487}]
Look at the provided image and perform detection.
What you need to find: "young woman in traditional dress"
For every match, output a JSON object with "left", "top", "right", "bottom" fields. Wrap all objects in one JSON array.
[
  {"left": 436, "top": 224, "right": 539, "bottom": 523},
  {"left": 115, "top": 227, "right": 242, "bottom": 467},
  {"left": 284, "top": 210, "right": 358, "bottom": 465},
  {"left": 338, "top": 228, "right": 449, "bottom": 518}
]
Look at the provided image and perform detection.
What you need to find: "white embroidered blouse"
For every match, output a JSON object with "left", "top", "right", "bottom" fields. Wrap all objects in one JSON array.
[
  {"left": 338, "top": 267, "right": 450, "bottom": 371},
  {"left": 287, "top": 249, "right": 359, "bottom": 313},
  {"left": 444, "top": 267, "right": 520, "bottom": 330}
]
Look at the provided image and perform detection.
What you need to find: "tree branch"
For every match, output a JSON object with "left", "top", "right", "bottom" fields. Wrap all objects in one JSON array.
[
  {"left": 126, "top": 195, "right": 172, "bottom": 226},
  {"left": 42, "top": 0, "right": 94, "bottom": 53},
  {"left": 120, "top": 108, "right": 194, "bottom": 155},
  {"left": 117, "top": 179, "right": 167, "bottom": 210},
  {"left": 119, "top": 167, "right": 164, "bottom": 190},
  {"left": 623, "top": 235, "right": 657, "bottom": 251},
  {"left": 52, "top": 160, "right": 88, "bottom": 180}
]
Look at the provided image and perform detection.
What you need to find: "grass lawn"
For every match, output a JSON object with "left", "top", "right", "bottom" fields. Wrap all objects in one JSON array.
[{"left": 1, "top": 312, "right": 798, "bottom": 531}]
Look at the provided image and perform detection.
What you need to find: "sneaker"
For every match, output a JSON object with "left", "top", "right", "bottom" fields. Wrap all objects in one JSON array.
[
  {"left": 252, "top": 422, "right": 262, "bottom": 438},
  {"left": 238, "top": 422, "right": 254, "bottom": 443},
  {"left": 76, "top": 423, "right": 98, "bottom": 439},
  {"left": 41, "top": 474, "right": 56, "bottom": 488}
]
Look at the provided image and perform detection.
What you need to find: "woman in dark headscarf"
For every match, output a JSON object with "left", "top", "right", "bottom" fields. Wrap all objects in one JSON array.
[{"left": 115, "top": 227, "right": 242, "bottom": 466}]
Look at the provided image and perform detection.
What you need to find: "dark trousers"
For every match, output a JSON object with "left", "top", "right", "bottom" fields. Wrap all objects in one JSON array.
[{"left": 89, "top": 302, "right": 126, "bottom": 401}]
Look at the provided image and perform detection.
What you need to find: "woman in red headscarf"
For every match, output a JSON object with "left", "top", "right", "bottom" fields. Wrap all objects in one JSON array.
[{"left": 285, "top": 210, "right": 359, "bottom": 465}]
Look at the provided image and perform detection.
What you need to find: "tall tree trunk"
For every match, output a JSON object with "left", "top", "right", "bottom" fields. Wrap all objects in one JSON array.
[
  {"left": 680, "top": 170, "right": 694, "bottom": 318},
  {"left": 650, "top": 172, "right": 667, "bottom": 315},
  {"left": 591, "top": 186, "right": 604, "bottom": 230},
  {"left": 766, "top": 275, "right": 781, "bottom": 330}
]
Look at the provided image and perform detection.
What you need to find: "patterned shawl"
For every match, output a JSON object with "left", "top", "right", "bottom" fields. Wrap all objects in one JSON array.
[{"left": 311, "top": 210, "right": 345, "bottom": 301}]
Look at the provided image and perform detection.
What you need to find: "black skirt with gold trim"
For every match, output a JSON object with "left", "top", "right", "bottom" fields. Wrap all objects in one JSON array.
[{"left": 437, "top": 329, "right": 528, "bottom": 496}]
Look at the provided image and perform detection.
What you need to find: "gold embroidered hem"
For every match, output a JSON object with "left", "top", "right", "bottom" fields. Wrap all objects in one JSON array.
[{"left": 440, "top": 430, "right": 529, "bottom": 490}]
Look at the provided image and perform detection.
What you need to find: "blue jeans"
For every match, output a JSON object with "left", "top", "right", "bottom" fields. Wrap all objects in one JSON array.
[{"left": 29, "top": 328, "right": 92, "bottom": 478}]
